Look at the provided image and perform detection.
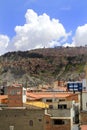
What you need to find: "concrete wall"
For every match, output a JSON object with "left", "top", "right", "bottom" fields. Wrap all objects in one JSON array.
[
  {"left": 46, "top": 109, "right": 71, "bottom": 117},
  {"left": 0, "top": 108, "right": 45, "bottom": 130},
  {"left": 42, "top": 97, "right": 59, "bottom": 103},
  {"left": 82, "top": 92, "right": 87, "bottom": 111},
  {"left": 58, "top": 101, "right": 73, "bottom": 109}
]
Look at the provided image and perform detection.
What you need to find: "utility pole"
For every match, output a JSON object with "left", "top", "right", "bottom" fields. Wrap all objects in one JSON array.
[{"left": 80, "top": 90, "right": 82, "bottom": 111}]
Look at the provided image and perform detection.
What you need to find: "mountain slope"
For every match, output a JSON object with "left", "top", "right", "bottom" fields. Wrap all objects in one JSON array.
[{"left": 0, "top": 47, "right": 87, "bottom": 86}]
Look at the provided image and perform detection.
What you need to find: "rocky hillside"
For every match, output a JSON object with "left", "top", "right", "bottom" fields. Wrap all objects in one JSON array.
[{"left": 0, "top": 47, "right": 87, "bottom": 86}]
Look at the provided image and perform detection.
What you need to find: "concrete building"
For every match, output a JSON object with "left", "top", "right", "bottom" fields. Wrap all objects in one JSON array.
[
  {"left": 0, "top": 105, "right": 75, "bottom": 130},
  {"left": 46, "top": 100, "right": 79, "bottom": 127},
  {"left": 81, "top": 92, "right": 87, "bottom": 111},
  {"left": 0, "top": 83, "right": 81, "bottom": 130},
  {"left": 0, "top": 89, "right": 80, "bottom": 130}
]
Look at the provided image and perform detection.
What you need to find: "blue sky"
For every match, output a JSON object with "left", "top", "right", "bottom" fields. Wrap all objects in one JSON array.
[{"left": 0, "top": 0, "right": 87, "bottom": 55}]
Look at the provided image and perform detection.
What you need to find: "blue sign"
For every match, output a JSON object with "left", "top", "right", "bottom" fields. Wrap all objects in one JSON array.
[{"left": 67, "top": 82, "right": 82, "bottom": 92}]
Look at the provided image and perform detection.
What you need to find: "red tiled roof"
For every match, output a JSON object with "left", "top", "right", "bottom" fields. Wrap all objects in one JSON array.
[
  {"left": 0, "top": 95, "right": 8, "bottom": 100},
  {"left": 26, "top": 92, "right": 72, "bottom": 99},
  {"left": 66, "top": 93, "right": 79, "bottom": 97},
  {"left": 81, "top": 125, "right": 87, "bottom": 130}
]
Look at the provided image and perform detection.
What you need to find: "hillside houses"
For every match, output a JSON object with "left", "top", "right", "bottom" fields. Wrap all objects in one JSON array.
[{"left": 0, "top": 80, "right": 87, "bottom": 130}]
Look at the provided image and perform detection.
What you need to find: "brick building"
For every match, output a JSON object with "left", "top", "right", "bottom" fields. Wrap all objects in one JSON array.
[
  {"left": 45, "top": 112, "right": 71, "bottom": 130},
  {"left": 7, "top": 86, "right": 23, "bottom": 107}
]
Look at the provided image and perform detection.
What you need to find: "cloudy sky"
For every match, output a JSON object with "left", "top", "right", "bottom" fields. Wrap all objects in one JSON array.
[{"left": 0, "top": 0, "right": 87, "bottom": 55}]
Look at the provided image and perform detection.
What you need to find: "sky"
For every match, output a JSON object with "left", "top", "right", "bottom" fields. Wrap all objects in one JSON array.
[{"left": 0, "top": 0, "right": 87, "bottom": 55}]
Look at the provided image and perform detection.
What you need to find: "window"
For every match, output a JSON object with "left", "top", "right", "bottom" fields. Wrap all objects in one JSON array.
[
  {"left": 49, "top": 105, "right": 53, "bottom": 109},
  {"left": 46, "top": 99, "right": 52, "bottom": 102},
  {"left": 10, "top": 90, "right": 15, "bottom": 95},
  {"left": 29, "top": 120, "right": 33, "bottom": 126},
  {"left": 46, "top": 121, "right": 49, "bottom": 124},
  {"left": 53, "top": 119, "right": 64, "bottom": 125},
  {"left": 9, "top": 126, "right": 14, "bottom": 130},
  {"left": 16, "top": 90, "right": 21, "bottom": 95},
  {"left": 58, "top": 104, "right": 67, "bottom": 109},
  {"left": 86, "top": 102, "right": 87, "bottom": 108},
  {"left": 38, "top": 119, "right": 42, "bottom": 122},
  {"left": 10, "top": 89, "right": 21, "bottom": 95},
  {"left": 59, "top": 99, "right": 65, "bottom": 102}
]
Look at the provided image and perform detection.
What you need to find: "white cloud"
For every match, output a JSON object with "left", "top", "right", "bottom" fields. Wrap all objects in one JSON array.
[
  {"left": 0, "top": 35, "right": 9, "bottom": 55},
  {"left": 63, "top": 24, "right": 87, "bottom": 48},
  {"left": 1, "top": 10, "right": 87, "bottom": 55},
  {"left": 73, "top": 24, "right": 87, "bottom": 46},
  {"left": 63, "top": 42, "right": 75, "bottom": 47},
  {"left": 12, "top": 9, "right": 68, "bottom": 51},
  {"left": 0, "top": 35, "right": 9, "bottom": 48}
]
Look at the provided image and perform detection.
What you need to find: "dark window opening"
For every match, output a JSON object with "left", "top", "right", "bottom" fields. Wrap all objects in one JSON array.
[
  {"left": 53, "top": 119, "right": 64, "bottom": 125},
  {"left": 38, "top": 119, "right": 42, "bottom": 122},
  {"left": 0, "top": 86, "right": 5, "bottom": 95},
  {"left": 46, "top": 99, "right": 52, "bottom": 102},
  {"left": 6, "top": 115, "right": 8, "bottom": 117},
  {"left": 46, "top": 121, "right": 49, "bottom": 124},
  {"left": 49, "top": 105, "right": 53, "bottom": 109},
  {"left": 29, "top": 120, "right": 33, "bottom": 126},
  {"left": 58, "top": 104, "right": 67, "bottom": 109},
  {"left": 86, "top": 102, "right": 87, "bottom": 108},
  {"left": 59, "top": 99, "right": 65, "bottom": 102}
]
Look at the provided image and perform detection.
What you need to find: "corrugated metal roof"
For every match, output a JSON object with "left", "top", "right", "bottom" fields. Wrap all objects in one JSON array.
[{"left": 25, "top": 101, "right": 49, "bottom": 108}]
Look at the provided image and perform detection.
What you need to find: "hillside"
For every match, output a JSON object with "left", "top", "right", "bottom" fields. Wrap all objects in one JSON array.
[{"left": 0, "top": 47, "right": 87, "bottom": 86}]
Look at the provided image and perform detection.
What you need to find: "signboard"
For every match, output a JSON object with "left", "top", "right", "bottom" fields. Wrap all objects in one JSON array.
[{"left": 67, "top": 81, "right": 82, "bottom": 92}]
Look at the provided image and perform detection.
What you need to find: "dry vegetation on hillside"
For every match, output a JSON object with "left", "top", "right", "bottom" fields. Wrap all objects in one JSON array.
[{"left": 0, "top": 47, "right": 87, "bottom": 86}]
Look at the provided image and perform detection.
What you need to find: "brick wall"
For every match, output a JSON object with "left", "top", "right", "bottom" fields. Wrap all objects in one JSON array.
[
  {"left": 45, "top": 114, "right": 71, "bottom": 130},
  {"left": 7, "top": 86, "right": 23, "bottom": 107},
  {"left": 45, "top": 115, "right": 52, "bottom": 130},
  {"left": 80, "top": 111, "right": 87, "bottom": 125}
]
